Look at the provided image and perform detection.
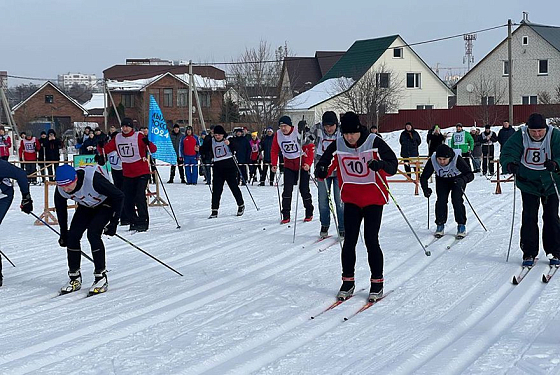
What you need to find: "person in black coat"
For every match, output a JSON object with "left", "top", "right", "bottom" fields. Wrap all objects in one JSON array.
[
  {"left": 230, "top": 128, "right": 251, "bottom": 184},
  {"left": 259, "top": 127, "right": 275, "bottom": 185},
  {"left": 45, "top": 130, "right": 63, "bottom": 181},
  {"left": 81, "top": 132, "right": 97, "bottom": 155},
  {"left": 497, "top": 120, "right": 516, "bottom": 147},
  {"left": 168, "top": 124, "right": 185, "bottom": 183},
  {"left": 399, "top": 122, "right": 422, "bottom": 176},
  {"left": 480, "top": 125, "right": 498, "bottom": 175},
  {"left": 427, "top": 125, "right": 445, "bottom": 156}
]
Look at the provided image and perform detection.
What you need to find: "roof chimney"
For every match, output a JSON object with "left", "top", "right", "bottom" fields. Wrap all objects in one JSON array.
[{"left": 522, "top": 11, "right": 529, "bottom": 23}]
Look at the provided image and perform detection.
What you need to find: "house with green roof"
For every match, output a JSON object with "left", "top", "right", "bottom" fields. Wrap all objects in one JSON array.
[
  {"left": 455, "top": 14, "right": 560, "bottom": 108},
  {"left": 285, "top": 34, "right": 454, "bottom": 125}
]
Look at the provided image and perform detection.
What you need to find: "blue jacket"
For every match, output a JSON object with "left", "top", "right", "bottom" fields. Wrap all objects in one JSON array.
[{"left": 0, "top": 159, "right": 30, "bottom": 197}]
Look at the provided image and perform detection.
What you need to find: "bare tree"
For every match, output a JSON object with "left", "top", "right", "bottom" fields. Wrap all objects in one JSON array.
[
  {"left": 229, "top": 41, "right": 289, "bottom": 130},
  {"left": 466, "top": 74, "right": 507, "bottom": 125},
  {"left": 331, "top": 64, "right": 403, "bottom": 129},
  {"left": 538, "top": 84, "right": 560, "bottom": 126}
]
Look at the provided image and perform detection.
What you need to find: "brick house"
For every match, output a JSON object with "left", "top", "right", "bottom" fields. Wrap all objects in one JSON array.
[{"left": 12, "top": 81, "right": 88, "bottom": 134}]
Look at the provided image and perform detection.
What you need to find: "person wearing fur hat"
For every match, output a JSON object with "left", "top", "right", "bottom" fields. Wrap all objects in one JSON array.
[
  {"left": 500, "top": 113, "right": 560, "bottom": 267},
  {"left": 315, "top": 112, "right": 398, "bottom": 302},
  {"left": 199, "top": 125, "right": 245, "bottom": 218},
  {"left": 271, "top": 115, "right": 314, "bottom": 224},
  {"left": 420, "top": 143, "right": 474, "bottom": 239},
  {"left": 311, "top": 111, "right": 345, "bottom": 239}
]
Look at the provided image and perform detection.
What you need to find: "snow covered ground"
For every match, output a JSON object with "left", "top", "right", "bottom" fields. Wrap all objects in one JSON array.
[{"left": 1, "top": 130, "right": 559, "bottom": 375}]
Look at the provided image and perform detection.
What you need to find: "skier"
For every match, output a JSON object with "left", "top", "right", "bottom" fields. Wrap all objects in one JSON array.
[
  {"left": 199, "top": 125, "right": 245, "bottom": 219},
  {"left": 19, "top": 131, "right": 40, "bottom": 184},
  {"left": 271, "top": 116, "right": 314, "bottom": 224},
  {"left": 0, "top": 159, "right": 33, "bottom": 286},
  {"left": 99, "top": 117, "right": 157, "bottom": 232},
  {"left": 179, "top": 126, "right": 200, "bottom": 185},
  {"left": 420, "top": 143, "right": 474, "bottom": 238},
  {"left": 450, "top": 123, "right": 474, "bottom": 171},
  {"left": 311, "top": 111, "right": 344, "bottom": 239},
  {"left": 54, "top": 164, "right": 124, "bottom": 295},
  {"left": 480, "top": 125, "right": 498, "bottom": 175},
  {"left": 315, "top": 112, "right": 398, "bottom": 302},
  {"left": 500, "top": 113, "right": 560, "bottom": 267}
]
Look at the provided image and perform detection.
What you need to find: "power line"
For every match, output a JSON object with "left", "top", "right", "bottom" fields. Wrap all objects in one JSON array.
[{"left": 5, "top": 23, "right": 512, "bottom": 83}]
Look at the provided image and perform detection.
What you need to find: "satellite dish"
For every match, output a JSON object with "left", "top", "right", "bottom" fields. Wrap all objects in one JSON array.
[
  {"left": 192, "top": 106, "right": 197, "bottom": 114},
  {"left": 466, "top": 84, "right": 474, "bottom": 93}
]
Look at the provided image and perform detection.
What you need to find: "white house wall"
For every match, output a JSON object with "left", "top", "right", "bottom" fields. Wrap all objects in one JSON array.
[{"left": 456, "top": 24, "right": 560, "bottom": 105}]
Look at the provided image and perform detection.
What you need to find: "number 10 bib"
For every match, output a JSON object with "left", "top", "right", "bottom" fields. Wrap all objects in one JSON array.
[{"left": 336, "top": 134, "right": 377, "bottom": 185}]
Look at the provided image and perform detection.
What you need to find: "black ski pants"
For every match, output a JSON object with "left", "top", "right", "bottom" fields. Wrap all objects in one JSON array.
[
  {"left": 122, "top": 174, "right": 149, "bottom": 228},
  {"left": 281, "top": 168, "right": 313, "bottom": 218},
  {"left": 0, "top": 190, "right": 14, "bottom": 275},
  {"left": 111, "top": 169, "right": 129, "bottom": 224},
  {"left": 481, "top": 146, "right": 495, "bottom": 175},
  {"left": 169, "top": 157, "right": 185, "bottom": 181},
  {"left": 67, "top": 204, "right": 113, "bottom": 274},
  {"left": 260, "top": 163, "right": 276, "bottom": 184},
  {"left": 341, "top": 203, "right": 384, "bottom": 279},
  {"left": 211, "top": 166, "right": 244, "bottom": 210},
  {"left": 520, "top": 192, "right": 560, "bottom": 258},
  {"left": 435, "top": 178, "right": 466, "bottom": 226}
]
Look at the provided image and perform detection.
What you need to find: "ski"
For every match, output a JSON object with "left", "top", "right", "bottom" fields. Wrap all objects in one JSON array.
[
  {"left": 318, "top": 238, "right": 339, "bottom": 253},
  {"left": 424, "top": 235, "right": 443, "bottom": 248},
  {"left": 512, "top": 258, "right": 538, "bottom": 285},
  {"left": 343, "top": 290, "right": 393, "bottom": 321},
  {"left": 310, "top": 288, "right": 366, "bottom": 319},
  {"left": 446, "top": 236, "right": 465, "bottom": 250},
  {"left": 542, "top": 265, "right": 559, "bottom": 283},
  {"left": 314, "top": 235, "right": 332, "bottom": 244}
]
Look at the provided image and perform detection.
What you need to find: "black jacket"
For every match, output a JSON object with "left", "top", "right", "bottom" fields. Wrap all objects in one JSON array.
[
  {"left": 44, "top": 138, "right": 63, "bottom": 161},
  {"left": 199, "top": 136, "right": 238, "bottom": 171},
  {"left": 260, "top": 134, "right": 274, "bottom": 163},
  {"left": 427, "top": 131, "right": 445, "bottom": 156},
  {"left": 498, "top": 126, "right": 516, "bottom": 147},
  {"left": 230, "top": 135, "right": 251, "bottom": 163},
  {"left": 170, "top": 130, "right": 183, "bottom": 154},
  {"left": 399, "top": 128, "right": 422, "bottom": 157}
]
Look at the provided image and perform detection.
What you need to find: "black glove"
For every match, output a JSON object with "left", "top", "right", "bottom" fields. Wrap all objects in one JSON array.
[
  {"left": 454, "top": 177, "right": 466, "bottom": 190},
  {"left": 367, "top": 159, "right": 382, "bottom": 171},
  {"left": 141, "top": 136, "right": 150, "bottom": 145},
  {"left": 544, "top": 159, "right": 559, "bottom": 172},
  {"left": 94, "top": 154, "right": 106, "bottom": 166},
  {"left": 104, "top": 221, "right": 118, "bottom": 236},
  {"left": 315, "top": 165, "right": 328, "bottom": 179},
  {"left": 20, "top": 193, "right": 33, "bottom": 214},
  {"left": 58, "top": 232, "right": 67, "bottom": 247},
  {"left": 423, "top": 187, "right": 432, "bottom": 198},
  {"left": 97, "top": 140, "right": 105, "bottom": 148},
  {"left": 507, "top": 162, "right": 520, "bottom": 175}
]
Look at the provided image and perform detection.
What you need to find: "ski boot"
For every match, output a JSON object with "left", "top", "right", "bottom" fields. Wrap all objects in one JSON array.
[
  {"left": 236, "top": 204, "right": 245, "bottom": 217},
  {"left": 60, "top": 269, "right": 82, "bottom": 295},
  {"left": 456, "top": 224, "right": 467, "bottom": 239},
  {"left": 548, "top": 254, "right": 560, "bottom": 267},
  {"left": 522, "top": 256, "right": 536, "bottom": 268},
  {"left": 89, "top": 270, "right": 108, "bottom": 296},
  {"left": 319, "top": 226, "right": 329, "bottom": 239},
  {"left": 280, "top": 215, "right": 290, "bottom": 224},
  {"left": 434, "top": 224, "right": 444, "bottom": 238},
  {"left": 303, "top": 215, "right": 313, "bottom": 222},
  {"left": 369, "top": 278, "right": 384, "bottom": 302},
  {"left": 208, "top": 209, "right": 218, "bottom": 219},
  {"left": 336, "top": 277, "right": 355, "bottom": 301}
]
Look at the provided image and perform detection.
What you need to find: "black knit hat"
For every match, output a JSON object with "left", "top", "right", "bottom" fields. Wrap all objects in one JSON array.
[
  {"left": 340, "top": 112, "right": 362, "bottom": 134},
  {"left": 484, "top": 124, "right": 491, "bottom": 129},
  {"left": 435, "top": 144, "right": 455, "bottom": 158},
  {"left": 322, "top": 111, "right": 339, "bottom": 126},
  {"left": 278, "top": 115, "right": 292, "bottom": 127},
  {"left": 121, "top": 117, "right": 134, "bottom": 127},
  {"left": 213, "top": 125, "right": 227, "bottom": 135},
  {"left": 173, "top": 124, "right": 180, "bottom": 128},
  {"left": 527, "top": 113, "right": 546, "bottom": 129}
]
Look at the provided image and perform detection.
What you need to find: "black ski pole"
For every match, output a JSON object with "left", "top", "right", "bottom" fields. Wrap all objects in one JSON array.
[
  {"left": 114, "top": 233, "right": 183, "bottom": 276},
  {"left": 376, "top": 172, "right": 431, "bottom": 256},
  {"left": 427, "top": 195, "right": 430, "bottom": 231},
  {"left": 30, "top": 212, "right": 94, "bottom": 263},
  {"left": 275, "top": 169, "right": 282, "bottom": 221},
  {"left": 0, "top": 249, "right": 16, "bottom": 267},
  {"left": 149, "top": 154, "right": 181, "bottom": 229},
  {"left": 292, "top": 120, "right": 307, "bottom": 243},
  {"left": 551, "top": 171, "right": 560, "bottom": 200},
  {"left": 232, "top": 155, "right": 259, "bottom": 211},
  {"left": 506, "top": 175, "right": 517, "bottom": 262},
  {"left": 460, "top": 187, "right": 487, "bottom": 231}
]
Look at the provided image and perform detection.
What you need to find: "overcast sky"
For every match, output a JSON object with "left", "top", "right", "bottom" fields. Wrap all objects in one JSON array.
[{"left": 1, "top": 0, "right": 559, "bottom": 86}]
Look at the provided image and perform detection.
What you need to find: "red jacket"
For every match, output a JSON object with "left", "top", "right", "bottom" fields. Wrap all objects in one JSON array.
[
  {"left": 19, "top": 137, "right": 41, "bottom": 161},
  {"left": 101, "top": 132, "right": 157, "bottom": 178},
  {"left": 0, "top": 135, "right": 11, "bottom": 158},
  {"left": 271, "top": 129, "right": 314, "bottom": 171}
]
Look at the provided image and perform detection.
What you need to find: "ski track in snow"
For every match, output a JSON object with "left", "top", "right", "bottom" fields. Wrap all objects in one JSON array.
[{"left": 1, "top": 132, "right": 559, "bottom": 374}]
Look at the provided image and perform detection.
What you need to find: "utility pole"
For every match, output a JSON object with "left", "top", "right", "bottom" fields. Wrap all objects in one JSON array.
[
  {"left": 188, "top": 60, "right": 193, "bottom": 129},
  {"left": 508, "top": 19, "right": 513, "bottom": 125},
  {"left": 103, "top": 79, "right": 108, "bottom": 132}
]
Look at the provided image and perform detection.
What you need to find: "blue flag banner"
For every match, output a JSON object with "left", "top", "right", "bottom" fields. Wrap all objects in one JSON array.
[{"left": 148, "top": 95, "right": 177, "bottom": 164}]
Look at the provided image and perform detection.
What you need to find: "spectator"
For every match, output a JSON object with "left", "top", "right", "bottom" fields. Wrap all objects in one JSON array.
[
  {"left": 470, "top": 128, "right": 482, "bottom": 173},
  {"left": 498, "top": 119, "right": 516, "bottom": 147},
  {"left": 38, "top": 131, "right": 49, "bottom": 183},
  {"left": 259, "top": 127, "right": 275, "bottom": 186},
  {"left": 45, "top": 129, "right": 63, "bottom": 181},
  {"left": 450, "top": 123, "right": 474, "bottom": 171},
  {"left": 179, "top": 126, "right": 199, "bottom": 185},
  {"left": 427, "top": 125, "right": 445, "bottom": 156},
  {"left": 399, "top": 122, "right": 421, "bottom": 177},
  {"left": 481, "top": 125, "right": 498, "bottom": 175},
  {"left": 231, "top": 128, "right": 251, "bottom": 185},
  {"left": 200, "top": 129, "right": 212, "bottom": 185},
  {"left": 249, "top": 131, "right": 261, "bottom": 184},
  {"left": 0, "top": 126, "right": 12, "bottom": 161},
  {"left": 168, "top": 124, "right": 185, "bottom": 183}
]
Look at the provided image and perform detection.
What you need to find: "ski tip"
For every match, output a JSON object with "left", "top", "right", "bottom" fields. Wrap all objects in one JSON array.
[
  {"left": 542, "top": 275, "right": 549, "bottom": 283},
  {"left": 343, "top": 317, "right": 349, "bottom": 321},
  {"left": 512, "top": 276, "right": 519, "bottom": 285}
]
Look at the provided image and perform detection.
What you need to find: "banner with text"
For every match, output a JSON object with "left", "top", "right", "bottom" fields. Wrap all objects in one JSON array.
[{"left": 148, "top": 95, "right": 177, "bottom": 165}]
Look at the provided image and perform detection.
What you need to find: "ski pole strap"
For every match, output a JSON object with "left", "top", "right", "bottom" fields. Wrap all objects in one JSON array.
[
  {"left": 370, "top": 278, "right": 384, "bottom": 283},
  {"left": 342, "top": 276, "right": 355, "bottom": 282}
]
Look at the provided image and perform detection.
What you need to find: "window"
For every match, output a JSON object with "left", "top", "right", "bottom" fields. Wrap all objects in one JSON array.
[
  {"left": 149, "top": 89, "right": 159, "bottom": 105},
  {"left": 538, "top": 60, "right": 548, "bottom": 75},
  {"left": 406, "top": 73, "right": 421, "bottom": 88},
  {"left": 416, "top": 105, "right": 434, "bottom": 110},
  {"left": 122, "top": 94, "right": 134, "bottom": 108},
  {"left": 481, "top": 96, "right": 495, "bottom": 106},
  {"left": 177, "top": 89, "right": 188, "bottom": 107},
  {"left": 522, "top": 96, "right": 537, "bottom": 105},
  {"left": 163, "top": 88, "right": 173, "bottom": 107},
  {"left": 45, "top": 95, "right": 53, "bottom": 103},
  {"left": 198, "top": 92, "right": 211, "bottom": 107},
  {"left": 503, "top": 61, "right": 510, "bottom": 76},
  {"left": 376, "top": 73, "right": 390, "bottom": 88},
  {"left": 393, "top": 48, "right": 403, "bottom": 58},
  {"left": 522, "top": 36, "right": 528, "bottom": 45}
]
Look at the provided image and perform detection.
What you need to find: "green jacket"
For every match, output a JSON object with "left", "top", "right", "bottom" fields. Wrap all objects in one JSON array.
[
  {"left": 450, "top": 131, "right": 474, "bottom": 153},
  {"left": 500, "top": 127, "right": 560, "bottom": 196}
]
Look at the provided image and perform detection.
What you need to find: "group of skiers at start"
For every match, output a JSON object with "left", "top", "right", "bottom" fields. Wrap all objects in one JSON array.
[{"left": 0, "top": 112, "right": 559, "bottom": 301}]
